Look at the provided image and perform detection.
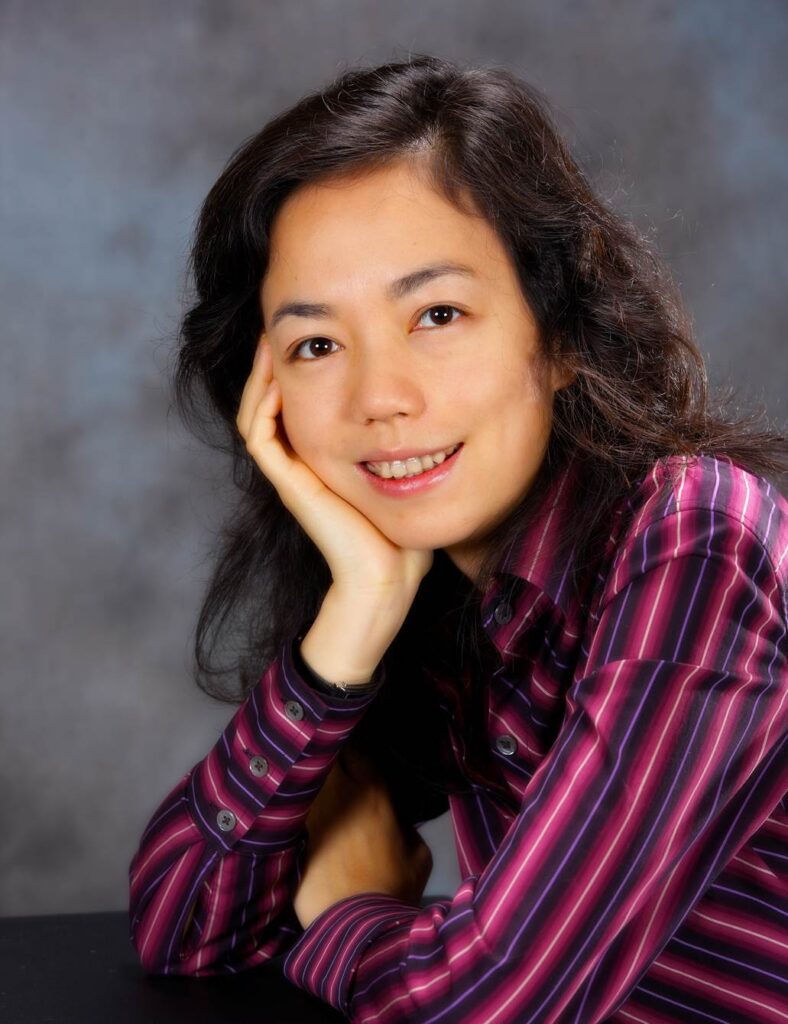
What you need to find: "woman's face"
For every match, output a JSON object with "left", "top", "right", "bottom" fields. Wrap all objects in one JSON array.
[{"left": 260, "top": 159, "right": 572, "bottom": 581}]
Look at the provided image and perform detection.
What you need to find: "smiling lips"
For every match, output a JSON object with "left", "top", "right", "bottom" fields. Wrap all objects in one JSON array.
[{"left": 364, "top": 443, "right": 462, "bottom": 478}]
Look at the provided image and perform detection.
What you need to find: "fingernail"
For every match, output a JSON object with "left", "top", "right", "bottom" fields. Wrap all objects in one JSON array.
[{"left": 254, "top": 342, "right": 264, "bottom": 364}]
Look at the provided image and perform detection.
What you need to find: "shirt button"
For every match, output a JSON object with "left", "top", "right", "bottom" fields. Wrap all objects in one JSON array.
[
  {"left": 248, "top": 755, "right": 268, "bottom": 777},
  {"left": 284, "top": 699, "right": 304, "bottom": 721},
  {"left": 494, "top": 601, "right": 513, "bottom": 625},
  {"left": 495, "top": 734, "right": 517, "bottom": 756},
  {"left": 216, "top": 808, "right": 237, "bottom": 832}
]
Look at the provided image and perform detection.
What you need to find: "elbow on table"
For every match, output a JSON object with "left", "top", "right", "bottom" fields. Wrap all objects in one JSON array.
[
  {"left": 129, "top": 902, "right": 304, "bottom": 977},
  {"left": 128, "top": 909, "right": 198, "bottom": 977}
]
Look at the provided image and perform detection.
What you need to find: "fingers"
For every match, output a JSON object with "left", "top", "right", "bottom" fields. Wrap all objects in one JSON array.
[
  {"left": 235, "top": 339, "right": 303, "bottom": 498},
  {"left": 236, "top": 337, "right": 275, "bottom": 443}
]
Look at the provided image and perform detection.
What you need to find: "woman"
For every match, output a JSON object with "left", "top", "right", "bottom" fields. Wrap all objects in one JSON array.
[{"left": 128, "top": 54, "right": 787, "bottom": 1023}]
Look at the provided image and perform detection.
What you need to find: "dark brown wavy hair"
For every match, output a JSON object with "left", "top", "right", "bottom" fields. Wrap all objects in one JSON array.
[{"left": 170, "top": 53, "right": 787, "bottom": 813}]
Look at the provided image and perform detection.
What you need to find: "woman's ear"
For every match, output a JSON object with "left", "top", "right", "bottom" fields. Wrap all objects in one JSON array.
[
  {"left": 550, "top": 362, "right": 576, "bottom": 392},
  {"left": 542, "top": 334, "right": 576, "bottom": 393}
]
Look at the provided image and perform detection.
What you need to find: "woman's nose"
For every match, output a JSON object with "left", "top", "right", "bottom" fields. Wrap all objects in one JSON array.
[{"left": 346, "top": 341, "right": 427, "bottom": 422}]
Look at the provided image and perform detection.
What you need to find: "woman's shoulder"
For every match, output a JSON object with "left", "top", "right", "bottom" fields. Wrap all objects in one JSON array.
[
  {"left": 605, "top": 453, "right": 788, "bottom": 616},
  {"left": 625, "top": 452, "right": 786, "bottom": 556}
]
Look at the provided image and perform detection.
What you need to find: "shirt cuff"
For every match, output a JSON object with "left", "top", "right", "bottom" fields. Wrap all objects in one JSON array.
[
  {"left": 187, "top": 634, "right": 383, "bottom": 852},
  {"left": 281, "top": 892, "right": 421, "bottom": 1016}
]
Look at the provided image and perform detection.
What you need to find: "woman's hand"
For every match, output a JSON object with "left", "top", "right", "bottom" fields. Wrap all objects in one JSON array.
[
  {"left": 293, "top": 745, "right": 433, "bottom": 931},
  {"left": 236, "top": 337, "right": 433, "bottom": 599}
]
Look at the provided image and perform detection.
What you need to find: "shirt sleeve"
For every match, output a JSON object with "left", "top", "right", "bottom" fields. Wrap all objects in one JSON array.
[
  {"left": 128, "top": 632, "right": 385, "bottom": 975},
  {"left": 281, "top": 504, "right": 788, "bottom": 1022}
]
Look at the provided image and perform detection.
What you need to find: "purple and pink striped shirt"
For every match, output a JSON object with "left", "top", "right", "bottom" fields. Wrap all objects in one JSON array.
[{"left": 128, "top": 452, "right": 787, "bottom": 1022}]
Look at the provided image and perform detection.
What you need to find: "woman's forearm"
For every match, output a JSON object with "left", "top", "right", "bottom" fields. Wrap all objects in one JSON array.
[{"left": 299, "top": 583, "right": 409, "bottom": 687}]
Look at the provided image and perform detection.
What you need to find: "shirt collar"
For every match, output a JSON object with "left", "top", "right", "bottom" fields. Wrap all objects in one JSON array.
[{"left": 482, "top": 454, "right": 583, "bottom": 628}]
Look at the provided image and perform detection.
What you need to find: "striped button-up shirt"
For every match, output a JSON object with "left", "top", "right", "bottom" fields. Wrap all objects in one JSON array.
[{"left": 128, "top": 453, "right": 787, "bottom": 1023}]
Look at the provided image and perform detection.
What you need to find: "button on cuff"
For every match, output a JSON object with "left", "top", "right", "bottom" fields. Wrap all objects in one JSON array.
[{"left": 216, "top": 808, "right": 237, "bottom": 832}]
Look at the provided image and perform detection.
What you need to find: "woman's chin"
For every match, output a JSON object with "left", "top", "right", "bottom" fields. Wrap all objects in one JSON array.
[{"left": 365, "top": 515, "right": 462, "bottom": 555}]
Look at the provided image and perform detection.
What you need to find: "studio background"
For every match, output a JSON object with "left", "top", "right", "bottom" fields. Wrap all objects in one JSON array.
[{"left": 2, "top": 0, "right": 785, "bottom": 917}]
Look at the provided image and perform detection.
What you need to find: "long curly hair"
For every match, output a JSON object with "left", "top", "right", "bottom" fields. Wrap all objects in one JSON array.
[{"left": 170, "top": 53, "right": 787, "bottom": 807}]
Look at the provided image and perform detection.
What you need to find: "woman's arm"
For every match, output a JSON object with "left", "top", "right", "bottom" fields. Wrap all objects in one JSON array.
[{"left": 128, "top": 590, "right": 390, "bottom": 976}]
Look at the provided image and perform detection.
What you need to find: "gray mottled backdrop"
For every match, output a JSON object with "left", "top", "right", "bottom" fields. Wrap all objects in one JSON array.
[{"left": 2, "top": 0, "right": 785, "bottom": 916}]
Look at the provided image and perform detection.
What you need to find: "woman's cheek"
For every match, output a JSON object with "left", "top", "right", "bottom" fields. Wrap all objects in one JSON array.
[{"left": 279, "top": 396, "right": 322, "bottom": 465}]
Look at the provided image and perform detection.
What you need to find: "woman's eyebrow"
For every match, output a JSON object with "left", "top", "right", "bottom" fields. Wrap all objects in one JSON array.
[{"left": 267, "top": 261, "right": 478, "bottom": 330}]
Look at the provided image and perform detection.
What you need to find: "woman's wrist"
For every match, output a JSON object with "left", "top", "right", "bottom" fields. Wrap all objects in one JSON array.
[
  {"left": 293, "top": 635, "right": 382, "bottom": 695},
  {"left": 298, "top": 584, "right": 404, "bottom": 687}
]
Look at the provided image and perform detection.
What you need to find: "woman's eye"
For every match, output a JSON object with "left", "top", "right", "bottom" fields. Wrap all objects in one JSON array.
[
  {"left": 415, "top": 304, "right": 465, "bottom": 330},
  {"left": 288, "top": 305, "right": 465, "bottom": 362},
  {"left": 288, "top": 337, "right": 338, "bottom": 362}
]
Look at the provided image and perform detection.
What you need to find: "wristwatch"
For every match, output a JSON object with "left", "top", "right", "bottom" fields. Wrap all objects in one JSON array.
[{"left": 291, "top": 635, "right": 384, "bottom": 699}]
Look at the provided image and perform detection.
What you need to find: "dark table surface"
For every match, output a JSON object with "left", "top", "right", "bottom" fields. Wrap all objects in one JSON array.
[{"left": 2, "top": 905, "right": 436, "bottom": 1024}]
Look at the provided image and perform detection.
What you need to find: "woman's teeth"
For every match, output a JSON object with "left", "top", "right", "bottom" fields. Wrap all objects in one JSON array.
[{"left": 365, "top": 443, "right": 461, "bottom": 479}]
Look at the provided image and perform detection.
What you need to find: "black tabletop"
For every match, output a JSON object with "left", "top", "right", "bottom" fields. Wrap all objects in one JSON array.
[{"left": 2, "top": 905, "right": 428, "bottom": 1023}]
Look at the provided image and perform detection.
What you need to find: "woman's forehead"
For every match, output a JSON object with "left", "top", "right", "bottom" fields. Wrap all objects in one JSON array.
[{"left": 261, "top": 191, "right": 514, "bottom": 317}]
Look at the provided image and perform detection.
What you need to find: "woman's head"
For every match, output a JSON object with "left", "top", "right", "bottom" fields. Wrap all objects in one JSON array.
[
  {"left": 260, "top": 156, "right": 574, "bottom": 581},
  {"left": 173, "top": 53, "right": 786, "bottom": 702},
  {"left": 181, "top": 53, "right": 618, "bottom": 463}
]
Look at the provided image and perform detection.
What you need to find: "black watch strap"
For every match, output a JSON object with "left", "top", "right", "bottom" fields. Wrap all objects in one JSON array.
[{"left": 291, "top": 635, "right": 383, "bottom": 698}]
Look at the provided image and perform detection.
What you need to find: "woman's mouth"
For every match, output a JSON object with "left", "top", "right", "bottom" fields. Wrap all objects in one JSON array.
[{"left": 356, "top": 443, "right": 464, "bottom": 498}]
